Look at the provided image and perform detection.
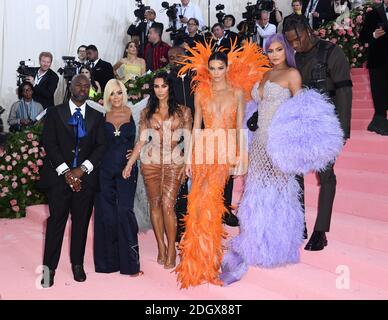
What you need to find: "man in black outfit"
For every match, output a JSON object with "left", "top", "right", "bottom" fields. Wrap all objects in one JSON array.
[
  {"left": 302, "top": 0, "right": 336, "bottom": 29},
  {"left": 39, "top": 74, "right": 106, "bottom": 288},
  {"left": 86, "top": 45, "right": 114, "bottom": 91},
  {"left": 284, "top": 15, "right": 352, "bottom": 251},
  {"left": 360, "top": 0, "right": 388, "bottom": 135},
  {"left": 25, "top": 52, "right": 59, "bottom": 109},
  {"left": 127, "top": 8, "right": 164, "bottom": 58}
]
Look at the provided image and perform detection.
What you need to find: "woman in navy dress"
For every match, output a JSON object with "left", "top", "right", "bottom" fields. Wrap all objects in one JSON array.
[{"left": 94, "top": 79, "right": 143, "bottom": 277}]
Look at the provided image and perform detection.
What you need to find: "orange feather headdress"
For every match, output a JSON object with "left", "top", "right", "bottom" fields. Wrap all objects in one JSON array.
[{"left": 178, "top": 39, "right": 271, "bottom": 101}]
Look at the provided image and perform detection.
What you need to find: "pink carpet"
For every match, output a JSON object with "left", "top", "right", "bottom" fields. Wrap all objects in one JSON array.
[{"left": 1, "top": 68, "right": 387, "bottom": 300}]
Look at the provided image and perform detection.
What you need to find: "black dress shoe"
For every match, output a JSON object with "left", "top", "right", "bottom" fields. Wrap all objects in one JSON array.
[
  {"left": 223, "top": 212, "right": 239, "bottom": 227},
  {"left": 41, "top": 269, "right": 55, "bottom": 288},
  {"left": 367, "top": 117, "right": 388, "bottom": 136},
  {"left": 72, "top": 265, "right": 87, "bottom": 282},
  {"left": 304, "top": 231, "right": 328, "bottom": 251}
]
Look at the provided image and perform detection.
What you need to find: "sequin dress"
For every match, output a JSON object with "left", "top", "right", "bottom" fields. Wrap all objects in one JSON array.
[{"left": 220, "top": 81, "right": 305, "bottom": 285}]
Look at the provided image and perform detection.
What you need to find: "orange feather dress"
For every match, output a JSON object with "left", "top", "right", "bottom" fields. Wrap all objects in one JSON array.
[{"left": 175, "top": 40, "right": 270, "bottom": 289}]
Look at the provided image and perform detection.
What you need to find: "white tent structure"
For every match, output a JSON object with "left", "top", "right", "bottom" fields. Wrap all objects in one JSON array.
[{"left": 0, "top": 0, "right": 291, "bottom": 127}]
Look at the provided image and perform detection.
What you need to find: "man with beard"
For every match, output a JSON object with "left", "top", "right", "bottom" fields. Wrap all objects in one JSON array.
[{"left": 39, "top": 74, "right": 106, "bottom": 288}]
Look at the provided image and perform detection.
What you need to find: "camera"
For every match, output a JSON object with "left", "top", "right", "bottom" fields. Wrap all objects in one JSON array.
[
  {"left": 134, "top": 0, "right": 151, "bottom": 21},
  {"left": 16, "top": 60, "right": 36, "bottom": 86},
  {"left": 215, "top": 4, "right": 226, "bottom": 24},
  {"left": 162, "top": 1, "right": 181, "bottom": 22},
  {"left": 162, "top": 2, "right": 185, "bottom": 43},
  {"left": 57, "top": 56, "right": 81, "bottom": 82},
  {"left": 241, "top": 0, "right": 274, "bottom": 36}
]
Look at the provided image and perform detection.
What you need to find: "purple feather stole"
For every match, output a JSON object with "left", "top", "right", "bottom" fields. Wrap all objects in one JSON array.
[{"left": 220, "top": 89, "right": 344, "bottom": 286}]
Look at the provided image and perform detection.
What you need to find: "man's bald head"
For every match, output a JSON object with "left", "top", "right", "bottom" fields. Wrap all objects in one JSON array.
[{"left": 70, "top": 74, "right": 90, "bottom": 104}]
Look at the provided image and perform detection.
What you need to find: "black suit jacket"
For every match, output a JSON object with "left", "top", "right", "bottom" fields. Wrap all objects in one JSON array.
[
  {"left": 127, "top": 21, "right": 164, "bottom": 57},
  {"left": 92, "top": 59, "right": 114, "bottom": 91},
  {"left": 32, "top": 69, "right": 59, "bottom": 109},
  {"left": 359, "top": 4, "right": 388, "bottom": 69},
  {"left": 39, "top": 103, "right": 106, "bottom": 191},
  {"left": 302, "top": 0, "right": 336, "bottom": 29},
  {"left": 211, "top": 36, "right": 234, "bottom": 53}
]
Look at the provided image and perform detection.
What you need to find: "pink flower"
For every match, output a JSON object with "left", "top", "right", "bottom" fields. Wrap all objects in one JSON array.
[
  {"left": 27, "top": 161, "right": 33, "bottom": 167},
  {"left": 21, "top": 178, "right": 27, "bottom": 184},
  {"left": 22, "top": 167, "right": 29, "bottom": 174},
  {"left": 12, "top": 206, "right": 20, "bottom": 213},
  {"left": 37, "top": 159, "right": 43, "bottom": 167},
  {"left": 32, "top": 141, "right": 39, "bottom": 147},
  {"left": 0, "top": 165, "right": 5, "bottom": 170},
  {"left": 33, "top": 166, "right": 39, "bottom": 173},
  {"left": 366, "top": 7, "right": 373, "bottom": 12},
  {"left": 7, "top": 165, "right": 13, "bottom": 171},
  {"left": 352, "top": 58, "right": 357, "bottom": 62},
  {"left": 20, "top": 146, "right": 27, "bottom": 153},
  {"left": 12, "top": 153, "right": 18, "bottom": 158},
  {"left": 356, "top": 15, "right": 363, "bottom": 24},
  {"left": 0, "top": 174, "right": 3, "bottom": 180},
  {"left": 28, "top": 149, "right": 34, "bottom": 155},
  {"left": 344, "top": 18, "right": 351, "bottom": 25},
  {"left": 23, "top": 154, "right": 28, "bottom": 160},
  {"left": 12, "top": 176, "right": 17, "bottom": 181},
  {"left": 353, "top": 44, "right": 359, "bottom": 49},
  {"left": 12, "top": 182, "right": 18, "bottom": 189},
  {"left": 5, "top": 155, "right": 11, "bottom": 162},
  {"left": 31, "top": 175, "right": 36, "bottom": 181},
  {"left": 27, "top": 133, "right": 33, "bottom": 141},
  {"left": 365, "top": 43, "right": 369, "bottom": 48},
  {"left": 16, "top": 155, "right": 21, "bottom": 161},
  {"left": 2, "top": 187, "right": 9, "bottom": 193},
  {"left": 11, "top": 160, "right": 17, "bottom": 166},
  {"left": 0, "top": 193, "right": 5, "bottom": 198},
  {"left": 4, "top": 176, "right": 9, "bottom": 181},
  {"left": 27, "top": 190, "right": 32, "bottom": 197},
  {"left": 10, "top": 199, "right": 17, "bottom": 206},
  {"left": 0, "top": 151, "right": 4, "bottom": 157}
]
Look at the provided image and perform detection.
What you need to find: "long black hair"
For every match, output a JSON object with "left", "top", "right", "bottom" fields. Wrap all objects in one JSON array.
[
  {"left": 79, "top": 65, "right": 99, "bottom": 91},
  {"left": 208, "top": 51, "right": 228, "bottom": 66},
  {"left": 146, "top": 72, "right": 181, "bottom": 120}
]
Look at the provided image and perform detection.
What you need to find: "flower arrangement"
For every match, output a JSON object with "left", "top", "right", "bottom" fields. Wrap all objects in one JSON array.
[
  {"left": 315, "top": 1, "right": 375, "bottom": 68},
  {"left": 125, "top": 66, "right": 171, "bottom": 104},
  {"left": 0, "top": 123, "right": 46, "bottom": 218}
]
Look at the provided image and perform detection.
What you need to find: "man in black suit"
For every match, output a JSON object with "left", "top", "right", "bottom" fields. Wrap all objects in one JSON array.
[
  {"left": 25, "top": 52, "right": 59, "bottom": 109},
  {"left": 283, "top": 0, "right": 304, "bottom": 28},
  {"left": 86, "top": 45, "right": 114, "bottom": 91},
  {"left": 360, "top": 0, "right": 388, "bottom": 135},
  {"left": 211, "top": 23, "right": 233, "bottom": 53},
  {"left": 39, "top": 74, "right": 106, "bottom": 288},
  {"left": 302, "top": 0, "right": 336, "bottom": 29},
  {"left": 127, "top": 9, "right": 164, "bottom": 58}
]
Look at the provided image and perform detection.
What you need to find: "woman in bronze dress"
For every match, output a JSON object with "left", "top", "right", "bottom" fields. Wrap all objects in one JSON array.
[{"left": 123, "top": 72, "right": 192, "bottom": 269}]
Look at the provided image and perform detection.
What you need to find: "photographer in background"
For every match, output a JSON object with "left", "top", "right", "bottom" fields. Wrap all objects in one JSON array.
[
  {"left": 211, "top": 23, "right": 232, "bottom": 53},
  {"left": 76, "top": 45, "right": 88, "bottom": 73},
  {"left": 8, "top": 82, "right": 43, "bottom": 133},
  {"left": 183, "top": 18, "right": 205, "bottom": 48},
  {"left": 127, "top": 9, "right": 164, "bottom": 58},
  {"left": 223, "top": 14, "right": 239, "bottom": 45},
  {"left": 25, "top": 52, "right": 59, "bottom": 109},
  {"left": 268, "top": 0, "right": 284, "bottom": 30},
  {"left": 177, "top": 0, "right": 204, "bottom": 31},
  {"left": 255, "top": 10, "right": 277, "bottom": 51},
  {"left": 86, "top": 45, "right": 114, "bottom": 91}
]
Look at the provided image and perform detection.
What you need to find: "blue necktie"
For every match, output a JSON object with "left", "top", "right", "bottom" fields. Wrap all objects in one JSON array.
[{"left": 68, "top": 107, "right": 87, "bottom": 168}]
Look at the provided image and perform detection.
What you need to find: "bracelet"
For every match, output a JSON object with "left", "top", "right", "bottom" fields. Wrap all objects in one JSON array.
[{"left": 63, "top": 168, "right": 71, "bottom": 175}]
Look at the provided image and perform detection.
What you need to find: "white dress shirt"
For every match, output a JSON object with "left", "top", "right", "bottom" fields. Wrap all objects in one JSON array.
[
  {"left": 34, "top": 70, "right": 48, "bottom": 86},
  {"left": 256, "top": 23, "right": 277, "bottom": 51},
  {"left": 56, "top": 100, "right": 94, "bottom": 176},
  {"left": 176, "top": 1, "right": 204, "bottom": 31}
]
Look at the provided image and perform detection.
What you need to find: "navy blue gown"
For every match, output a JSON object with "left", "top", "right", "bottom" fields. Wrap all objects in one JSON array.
[{"left": 94, "top": 118, "right": 140, "bottom": 275}]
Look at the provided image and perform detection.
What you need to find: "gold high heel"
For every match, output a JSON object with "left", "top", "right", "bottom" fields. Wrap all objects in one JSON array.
[
  {"left": 157, "top": 248, "right": 167, "bottom": 265},
  {"left": 164, "top": 252, "right": 176, "bottom": 270}
]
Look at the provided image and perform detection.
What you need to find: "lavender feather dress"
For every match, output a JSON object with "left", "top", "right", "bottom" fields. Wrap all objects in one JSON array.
[{"left": 220, "top": 82, "right": 344, "bottom": 286}]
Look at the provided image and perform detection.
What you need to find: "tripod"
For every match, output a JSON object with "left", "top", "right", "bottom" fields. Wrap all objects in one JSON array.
[{"left": 63, "top": 79, "right": 72, "bottom": 104}]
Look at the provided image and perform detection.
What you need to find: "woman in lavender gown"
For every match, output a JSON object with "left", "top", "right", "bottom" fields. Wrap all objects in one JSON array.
[{"left": 221, "top": 34, "right": 344, "bottom": 285}]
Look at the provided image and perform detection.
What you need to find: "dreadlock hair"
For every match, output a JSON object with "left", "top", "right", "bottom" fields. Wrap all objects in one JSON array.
[{"left": 282, "top": 14, "right": 314, "bottom": 41}]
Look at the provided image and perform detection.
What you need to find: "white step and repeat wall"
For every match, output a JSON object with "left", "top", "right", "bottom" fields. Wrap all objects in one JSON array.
[{"left": 0, "top": 0, "right": 292, "bottom": 126}]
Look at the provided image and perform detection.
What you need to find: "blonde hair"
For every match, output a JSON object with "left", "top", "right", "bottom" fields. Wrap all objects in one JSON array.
[{"left": 103, "top": 79, "right": 129, "bottom": 112}]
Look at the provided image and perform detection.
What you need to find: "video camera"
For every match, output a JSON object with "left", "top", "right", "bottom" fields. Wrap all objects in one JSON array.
[
  {"left": 215, "top": 4, "right": 226, "bottom": 24},
  {"left": 162, "top": 2, "right": 186, "bottom": 44},
  {"left": 134, "top": 0, "right": 151, "bottom": 21},
  {"left": 57, "top": 56, "right": 81, "bottom": 82},
  {"left": 241, "top": 0, "right": 274, "bottom": 36},
  {"left": 16, "top": 60, "right": 36, "bottom": 87}
]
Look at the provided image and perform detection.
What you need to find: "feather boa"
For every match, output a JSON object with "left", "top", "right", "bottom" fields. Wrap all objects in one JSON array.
[{"left": 267, "top": 89, "right": 344, "bottom": 175}]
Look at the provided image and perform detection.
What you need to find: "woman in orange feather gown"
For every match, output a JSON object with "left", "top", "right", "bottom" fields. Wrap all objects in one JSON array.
[{"left": 175, "top": 42, "right": 269, "bottom": 288}]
